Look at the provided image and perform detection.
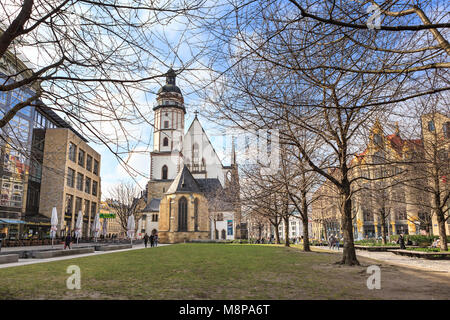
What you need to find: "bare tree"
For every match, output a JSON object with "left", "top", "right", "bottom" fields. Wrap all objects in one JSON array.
[
  {"left": 107, "top": 181, "right": 140, "bottom": 236},
  {"left": 198, "top": 0, "right": 449, "bottom": 265},
  {"left": 0, "top": 0, "right": 207, "bottom": 181}
]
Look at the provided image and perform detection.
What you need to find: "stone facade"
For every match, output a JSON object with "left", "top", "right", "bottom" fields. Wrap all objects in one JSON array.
[
  {"left": 158, "top": 192, "right": 210, "bottom": 243},
  {"left": 39, "top": 128, "right": 101, "bottom": 237}
]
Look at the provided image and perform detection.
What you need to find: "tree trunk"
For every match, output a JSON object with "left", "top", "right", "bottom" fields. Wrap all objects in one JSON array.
[
  {"left": 284, "top": 216, "right": 290, "bottom": 247},
  {"left": 302, "top": 217, "right": 311, "bottom": 251},
  {"left": 437, "top": 212, "right": 448, "bottom": 251},
  {"left": 340, "top": 190, "right": 359, "bottom": 265},
  {"left": 380, "top": 209, "right": 387, "bottom": 245},
  {"left": 274, "top": 224, "right": 280, "bottom": 244}
]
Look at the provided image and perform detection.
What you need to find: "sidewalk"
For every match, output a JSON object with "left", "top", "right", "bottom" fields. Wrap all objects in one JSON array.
[
  {"left": 0, "top": 243, "right": 170, "bottom": 269},
  {"left": 311, "top": 246, "right": 450, "bottom": 273},
  {"left": 0, "top": 241, "right": 143, "bottom": 252}
]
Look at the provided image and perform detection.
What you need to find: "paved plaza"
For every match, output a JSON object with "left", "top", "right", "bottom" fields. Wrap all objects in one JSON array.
[{"left": 312, "top": 246, "right": 450, "bottom": 274}]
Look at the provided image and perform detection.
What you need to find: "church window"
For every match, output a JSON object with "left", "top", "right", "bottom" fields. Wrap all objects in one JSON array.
[
  {"left": 428, "top": 121, "right": 435, "bottom": 132},
  {"left": 164, "top": 121, "right": 169, "bottom": 129},
  {"left": 163, "top": 137, "right": 169, "bottom": 147},
  {"left": 443, "top": 122, "right": 450, "bottom": 139},
  {"left": 194, "top": 198, "right": 199, "bottom": 231},
  {"left": 192, "top": 143, "right": 199, "bottom": 162},
  {"left": 221, "top": 229, "right": 226, "bottom": 239},
  {"left": 162, "top": 165, "right": 168, "bottom": 180},
  {"left": 178, "top": 197, "right": 188, "bottom": 231}
]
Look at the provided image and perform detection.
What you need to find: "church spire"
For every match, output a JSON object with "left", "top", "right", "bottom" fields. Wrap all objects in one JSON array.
[
  {"left": 231, "top": 136, "right": 236, "bottom": 166},
  {"left": 166, "top": 68, "right": 176, "bottom": 85}
]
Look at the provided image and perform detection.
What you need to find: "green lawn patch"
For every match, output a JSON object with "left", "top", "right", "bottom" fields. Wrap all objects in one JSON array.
[{"left": 1, "top": 244, "right": 449, "bottom": 300}]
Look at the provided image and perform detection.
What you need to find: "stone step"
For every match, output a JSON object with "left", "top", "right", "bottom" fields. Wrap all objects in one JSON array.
[
  {"left": 0, "top": 254, "right": 19, "bottom": 264},
  {"left": 32, "top": 247, "right": 94, "bottom": 259},
  {"left": 95, "top": 244, "right": 132, "bottom": 251}
]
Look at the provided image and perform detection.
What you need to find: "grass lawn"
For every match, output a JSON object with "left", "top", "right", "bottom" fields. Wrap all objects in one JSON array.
[{"left": 1, "top": 244, "right": 449, "bottom": 300}]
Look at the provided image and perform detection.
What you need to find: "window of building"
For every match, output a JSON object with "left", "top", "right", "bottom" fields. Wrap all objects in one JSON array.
[
  {"left": 67, "top": 168, "right": 75, "bottom": 187},
  {"left": 65, "top": 194, "right": 74, "bottom": 217},
  {"left": 93, "top": 159, "right": 99, "bottom": 175},
  {"left": 84, "top": 199, "right": 90, "bottom": 218},
  {"left": 68, "top": 143, "right": 77, "bottom": 162},
  {"left": 178, "top": 197, "right": 188, "bottom": 231},
  {"left": 76, "top": 173, "right": 84, "bottom": 191},
  {"left": 86, "top": 155, "right": 93, "bottom": 171},
  {"left": 92, "top": 181, "right": 98, "bottom": 196},
  {"left": 194, "top": 198, "right": 199, "bottom": 231},
  {"left": 78, "top": 149, "right": 85, "bottom": 167},
  {"left": 428, "top": 120, "right": 435, "bottom": 132},
  {"left": 85, "top": 177, "right": 91, "bottom": 194},
  {"left": 162, "top": 165, "right": 168, "bottom": 179},
  {"left": 221, "top": 229, "right": 226, "bottom": 239},
  {"left": 91, "top": 202, "right": 97, "bottom": 218},
  {"left": 217, "top": 212, "right": 223, "bottom": 221},
  {"left": 192, "top": 143, "right": 199, "bottom": 163},
  {"left": 443, "top": 122, "right": 450, "bottom": 139},
  {"left": 164, "top": 120, "right": 169, "bottom": 129},
  {"left": 75, "top": 197, "right": 82, "bottom": 215},
  {"left": 152, "top": 214, "right": 158, "bottom": 222},
  {"left": 163, "top": 137, "right": 169, "bottom": 147}
]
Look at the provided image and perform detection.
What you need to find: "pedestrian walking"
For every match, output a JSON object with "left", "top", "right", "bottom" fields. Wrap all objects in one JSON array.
[
  {"left": 144, "top": 233, "right": 149, "bottom": 248},
  {"left": 64, "top": 233, "right": 72, "bottom": 250},
  {"left": 150, "top": 234, "right": 154, "bottom": 247},
  {"left": 328, "top": 234, "right": 334, "bottom": 249},
  {"left": 154, "top": 234, "right": 158, "bottom": 247},
  {"left": 335, "top": 236, "right": 340, "bottom": 250},
  {"left": 398, "top": 233, "right": 406, "bottom": 249}
]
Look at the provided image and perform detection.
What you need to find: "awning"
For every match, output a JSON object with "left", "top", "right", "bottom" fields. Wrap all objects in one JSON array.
[{"left": 0, "top": 218, "right": 26, "bottom": 224}]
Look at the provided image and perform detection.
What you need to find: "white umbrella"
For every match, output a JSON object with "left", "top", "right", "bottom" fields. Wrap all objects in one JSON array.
[
  {"left": 127, "top": 214, "right": 135, "bottom": 245},
  {"left": 92, "top": 212, "right": 101, "bottom": 242},
  {"left": 74, "top": 210, "right": 83, "bottom": 244},
  {"left": 102, "top": 218, "right": 108, "bottom": 238},
  {"left": 50, "top": 207, "right": 58, "bottom": 248}
]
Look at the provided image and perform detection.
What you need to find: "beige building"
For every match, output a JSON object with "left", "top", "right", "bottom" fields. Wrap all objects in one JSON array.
[
  {"left": 99, "top": 200, "right": 123, "bottom": 238},
  {"left": 39, "top": 128, "right": 101, "bottom": 237},
  {"left": 421, "top": 112, "right": 450, "bottom": 236},
  {"left": 311, "top": 119, "right": 433, "bottom": 240}
]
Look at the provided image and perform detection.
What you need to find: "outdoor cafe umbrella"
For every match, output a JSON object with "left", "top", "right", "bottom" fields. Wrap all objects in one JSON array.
[
  {"left": 74, "top": 210, "right": 83, "bottom": 244},
  {"left": 127, "top": 214, "right": 135, "bottom": 245},
  {"left": 50, "top": 207, "right": 58, "bottom": 248},
  {"left": 92, "top": 212, "right": 101, "bottom": 242},
  {"left": 102, "top": 218, "right": 108, "bottom": 238}
]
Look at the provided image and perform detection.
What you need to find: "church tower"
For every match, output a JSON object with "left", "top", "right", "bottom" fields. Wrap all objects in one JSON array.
[{"left": 150, "top": 68, "right": 186, "bottom": 180}]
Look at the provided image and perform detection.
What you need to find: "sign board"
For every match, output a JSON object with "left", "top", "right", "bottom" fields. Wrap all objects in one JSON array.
[
  {"left": 227, "top": 220, "right": 233, "bottom": 236},
  {"left": 100, "top": 213, "right": 116, "bottom": 219}
]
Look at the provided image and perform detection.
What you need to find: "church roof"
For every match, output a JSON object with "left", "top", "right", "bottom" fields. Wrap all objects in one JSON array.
[
  {"left": 143, "top": 198, "right": 161, "bottom": 212},
  {"left": 166, "top": 165, "right": 202, "bottom": 194},
  {"left": 196, "top": 178, "right": 235, "bottom": 211}
]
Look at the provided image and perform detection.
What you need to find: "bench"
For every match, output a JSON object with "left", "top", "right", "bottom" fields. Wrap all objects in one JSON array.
[
  {"left": 95, "top": 244, "right": 132, "bottom": 251},
  {"left": 32, "top": 247, "right": 94, "bottom": 259},
  {"left": 388, "top": 249, "right": 450, "bottom": 260},
  {"left": 0, "top": 254, "right": 19, "bottom": 264}
]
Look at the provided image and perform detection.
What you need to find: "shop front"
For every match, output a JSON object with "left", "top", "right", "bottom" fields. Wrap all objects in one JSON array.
[{"left": 0, "top": 218, "right": 26, "bottom": 239}]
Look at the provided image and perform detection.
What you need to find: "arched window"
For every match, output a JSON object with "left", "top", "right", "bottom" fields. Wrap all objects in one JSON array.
[
  {"left": 192, "top": 143, "right": 199, "bottom": 162},
  {"left": 178, "top": 197, "right": 188, "bottom": 231},
  {"left": 221, "top": 229, "right": 226, "bottom": 239},
  {"left": 162, "top": 165, "right": 168, "bottom": 180},
  {"left": 194, "top": 198, "right": 199, "bottom": 231},
  {"left": 163, "top": 137, "right": 169, "bottom": 147}
]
